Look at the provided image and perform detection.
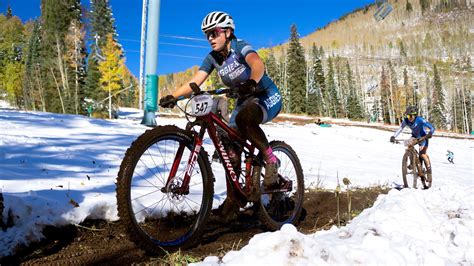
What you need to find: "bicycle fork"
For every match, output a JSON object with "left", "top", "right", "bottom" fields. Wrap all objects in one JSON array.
[{"left": 162, "top": 134, "right": 202, "bottom": 195}]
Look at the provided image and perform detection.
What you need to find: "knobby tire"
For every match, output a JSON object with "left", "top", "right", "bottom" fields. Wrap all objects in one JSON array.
[{"left": 116, "top": 125, "right": 214, "bottom": 254}]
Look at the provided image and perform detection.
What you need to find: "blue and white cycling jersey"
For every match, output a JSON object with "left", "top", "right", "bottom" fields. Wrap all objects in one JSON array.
[
  {"left": 199, "top": 38, "right": 281, "bottom": 125},
  {"left": 393, "top": 116, "right": 435, "bottom": 146}
]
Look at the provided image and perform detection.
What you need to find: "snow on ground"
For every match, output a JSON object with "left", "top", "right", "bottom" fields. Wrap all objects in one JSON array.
[{"left": 0, "top": 107, "right": 472, "bottom": 264}]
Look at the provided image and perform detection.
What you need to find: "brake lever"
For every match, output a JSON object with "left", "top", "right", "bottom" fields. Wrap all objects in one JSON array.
[{"left": 189, "top": 82, "right": 201, "bottom": 94}]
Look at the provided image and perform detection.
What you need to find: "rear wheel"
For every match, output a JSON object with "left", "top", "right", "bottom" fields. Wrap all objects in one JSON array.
[
  {"left": 116, "top": 125, "right": 214, "bottom": 254},
  {"left": 257, "top": 141, "right": 304, "bottom": 230},
  {"left": 421, "top": 156, "right": 432, "bottom": 188}
]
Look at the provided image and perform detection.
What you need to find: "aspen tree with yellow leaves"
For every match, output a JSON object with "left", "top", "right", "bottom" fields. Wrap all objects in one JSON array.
[{"left": 98, "top": 34, "right": 126, "bottom": 119}]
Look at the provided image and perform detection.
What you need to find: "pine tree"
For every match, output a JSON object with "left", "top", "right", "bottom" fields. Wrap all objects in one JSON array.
[
  {"left": 278, "top": 49, "right": 290, "bottom": 113},
  {"left": 97, "top": 34, "right": 125, "bottom": 119},
  {"left": 86, "top": 0, "right": 118, "bottom": 106},
  {"left": 388, "top": 61, "right": 403, "bottom": 124},
  {"left": 345, "top": 61, "right": 364, "bottom": 120},
  {"left": 286, "top": 24, "right": 306, "bottom": 114},
  {"left": 406, "top": 0, "right": 413, "bottom": 12},
  {"left": 420, "top": 0, "right": 430, "bottom": 14},
  {"left": 403, "top": 68, "right": 414, "bottom": 106},
  {"left": 24, "top": 20, "right": 42, "bottom": 110},
  {"left": 325, "top": 56, "right": 341, "bottom": 118},
  {"left": 464, "top": 83, "right": 472, "bottom": 133},
  {"left": 6, "top": 6, "right": 12, "bottom": 19},
  {"left": 452, "top": 87, "right": 464, "bottom": 133},
  {"left": 89, "top": 0, "right": 116, "bottom": 48},
  {"left": 431, "top": 64, "right": 446, "bottom": 129},
  {"left": 315, "top": 46, "right": 326, "bottom": 115},
  {"left": 371, "top": 99, "right": 380, "bottom": 122},
  {"left": 380, "top": 66, "right": 391, "bottom": 124},
  {"left": 335, "top": 57, "right": 348, "bottom": 117},
  {"left": 307, "top": 43, "right": 324, "bottom": 116}
]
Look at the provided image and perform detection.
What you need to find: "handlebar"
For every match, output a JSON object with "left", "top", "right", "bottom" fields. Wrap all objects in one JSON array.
[
  {"left": 394, "top": 135, "right": 428, "bottom": 146},
  {"left": 170, "top": 82, "right": 238, "bottom": 105}
]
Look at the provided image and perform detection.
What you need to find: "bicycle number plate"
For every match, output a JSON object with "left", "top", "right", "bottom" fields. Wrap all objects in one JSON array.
[{"left": 191, "top": 94, "right": 214, "bottom": 116}]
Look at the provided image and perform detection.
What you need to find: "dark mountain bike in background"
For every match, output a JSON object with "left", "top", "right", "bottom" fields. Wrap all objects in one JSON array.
[
  {"left": 116, "top": 83, "right": 304, "bottom": 254},
  {"left": 395, "top": 135, "right": 432, "bottom": 189}
]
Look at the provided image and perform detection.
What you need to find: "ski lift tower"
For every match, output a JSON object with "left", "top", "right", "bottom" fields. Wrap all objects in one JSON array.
[
  {"left": 374, "top": 0, "right": 393, "bottom": 21},
  {"left": 141, "top": 0, "right": 161, "bottom": 126}
]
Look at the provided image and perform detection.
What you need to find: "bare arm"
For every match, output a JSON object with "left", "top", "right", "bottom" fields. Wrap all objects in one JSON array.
[
  {"left": 171, "top": 70, "right": 209, "bottom": 98},
  {"left": 245, "top": 53, "right": 264, "bottom": 83}
]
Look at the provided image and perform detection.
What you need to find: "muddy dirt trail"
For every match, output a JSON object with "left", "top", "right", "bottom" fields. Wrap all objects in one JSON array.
[{"left": 1, "top": 188, "right": 388, "bottom": 265}]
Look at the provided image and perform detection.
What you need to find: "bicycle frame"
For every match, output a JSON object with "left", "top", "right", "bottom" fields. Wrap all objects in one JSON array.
[
  {"left": 165, "top": 110, "right": 259, "bottom": 200},
  {"left": 406, "top": 147, "right": 422, "bottom": 176}
]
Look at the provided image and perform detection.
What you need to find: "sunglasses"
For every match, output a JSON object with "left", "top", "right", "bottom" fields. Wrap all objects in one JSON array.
[
  {"left": 205, "top": 28, "right": 226, "bottom": 39},
  {"left": 406, "top": 114, "right": 416, "bottom": 119}
]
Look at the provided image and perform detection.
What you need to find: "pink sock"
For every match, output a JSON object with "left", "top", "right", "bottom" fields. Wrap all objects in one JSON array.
[{"left": 265, "top": 147, "right": 277, "bottom": 164}]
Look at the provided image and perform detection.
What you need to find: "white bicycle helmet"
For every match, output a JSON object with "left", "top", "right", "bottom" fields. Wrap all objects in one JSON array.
[{"left": 201, "top": 11, "right": 235, "bottom": 33}]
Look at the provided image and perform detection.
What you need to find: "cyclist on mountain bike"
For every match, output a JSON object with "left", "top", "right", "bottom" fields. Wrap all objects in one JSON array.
[
  {"left": 390, "top": 105, "right": 435, "bottom": 181},
  {"left": 159, "top": 11, "right": 282, "bottom": 211}
]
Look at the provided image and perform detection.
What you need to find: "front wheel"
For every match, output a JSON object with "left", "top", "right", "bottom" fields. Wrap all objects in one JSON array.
[
  {"left": 116, "top": 125, "right": 214, "bottom": 254},
  {"left": 402, "top": 150, "right": 419, "bottom": 188},
  {"left": 257, "top": 141, "right": 304, "bottom": 230}
]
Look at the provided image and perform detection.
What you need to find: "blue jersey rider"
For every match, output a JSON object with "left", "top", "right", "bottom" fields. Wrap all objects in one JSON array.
[
  {"left": 390, "top": 105, "right": 435, "bottom": 182},
  {"left": 159, "top": 11, "right": 283, "bottom": 220},
  {"left": 446, "top": 150, "right": 454, "bottom": 164}
]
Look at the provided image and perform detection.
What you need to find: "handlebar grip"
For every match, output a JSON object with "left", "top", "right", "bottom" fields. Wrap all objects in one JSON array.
[{"left": 189, "top": 82, "right": 201, "bottom": 94}]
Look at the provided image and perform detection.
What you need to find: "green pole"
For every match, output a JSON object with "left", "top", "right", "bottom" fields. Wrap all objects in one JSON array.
[{"left": 141, "top": 0, "right": 160, "bottom": 126}]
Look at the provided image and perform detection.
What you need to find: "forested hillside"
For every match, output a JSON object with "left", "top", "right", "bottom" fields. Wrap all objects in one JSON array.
[
  {"left": 160, "top": 0, "right": 472, "bottom": 133},
  {"left": 1, "top": 0, "right": 471, "bottom": 133},
  {"left": 0, "top": 1, "right": 138, "bottom": 119}
]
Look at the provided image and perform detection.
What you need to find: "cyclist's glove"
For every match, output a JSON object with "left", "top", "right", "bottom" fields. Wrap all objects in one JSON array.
[
  {"left": 426, "top": 132, "right": 433, "bottom": 139},
  {"left": 390, "top": 136, "right": 395, "bottom": 143},
  {"left": 159, "top": 95, "right": 177, "bottom": 108},
  {"left": 237, "top": 79, "right": 259, "bottom": 98}
]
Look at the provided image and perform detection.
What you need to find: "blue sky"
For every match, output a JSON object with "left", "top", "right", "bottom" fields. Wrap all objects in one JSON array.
[{"left": 2, "top": 0, "right": 374, "bottom": 76}]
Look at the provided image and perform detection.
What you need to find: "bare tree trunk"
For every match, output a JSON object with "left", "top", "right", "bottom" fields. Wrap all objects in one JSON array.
[
  {"left": 460, "top": 80, "right": 469, "bottom": 134},
  {"left": 50, "top": 67, "right": 66, "bottom": 114},
  {"left": 74, "top": 26, "right": 80, "bottom": 114},
  {"left": 24, "top": 77, "right": 35, "bottom": 111},
  {"left": 55, "top": 34, "right": 70, "bottom": 101},
  {"left": 34, "top": 65, "right": 46, "bottom": 112},
  {"left": 388, "top": 69, "right": 395, "bottom": 124},
  {"left": 108, "top": 88, "right": 112, "bottom": 119}
]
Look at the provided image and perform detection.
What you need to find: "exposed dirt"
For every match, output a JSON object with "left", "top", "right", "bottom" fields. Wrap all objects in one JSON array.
[{"left": 1, "top": 187, "right": 389, "bottom": 265}]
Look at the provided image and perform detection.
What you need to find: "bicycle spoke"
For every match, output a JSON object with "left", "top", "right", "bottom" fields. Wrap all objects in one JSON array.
[
  {"left": 145, "top": 147, "right": 167, "bottom": 185},
  {"left": 132, "top": 166, "right": 162, "bottom": 190},
  {"left": 133, "top": 195, "right": 167, "bottom": 216},
  {"left": 131, "top": 188, "right": 163, "bottom": 202}
]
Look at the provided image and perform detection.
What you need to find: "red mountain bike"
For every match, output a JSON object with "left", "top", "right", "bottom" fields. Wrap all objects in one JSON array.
[{"left": 116, "top": 83, "right": 304, "bottom": 254}]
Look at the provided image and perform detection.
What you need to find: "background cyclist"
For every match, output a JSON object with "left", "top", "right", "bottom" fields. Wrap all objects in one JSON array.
[{"left": 390, "top": 105, "right": 435, "bottom": 185}]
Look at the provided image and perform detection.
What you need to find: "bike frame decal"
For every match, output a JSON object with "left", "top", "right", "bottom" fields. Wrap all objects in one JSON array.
[
  {"left": 216, "top": 139, "right": 238, "bottom": 182},
  {"left": 182, "top": 135, "right": 203, "bottom": 189}
]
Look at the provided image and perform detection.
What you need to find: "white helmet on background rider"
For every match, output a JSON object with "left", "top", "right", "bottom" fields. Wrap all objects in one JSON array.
[{"left": 201, "top": 11, "right": 235, "bottom": 33}]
